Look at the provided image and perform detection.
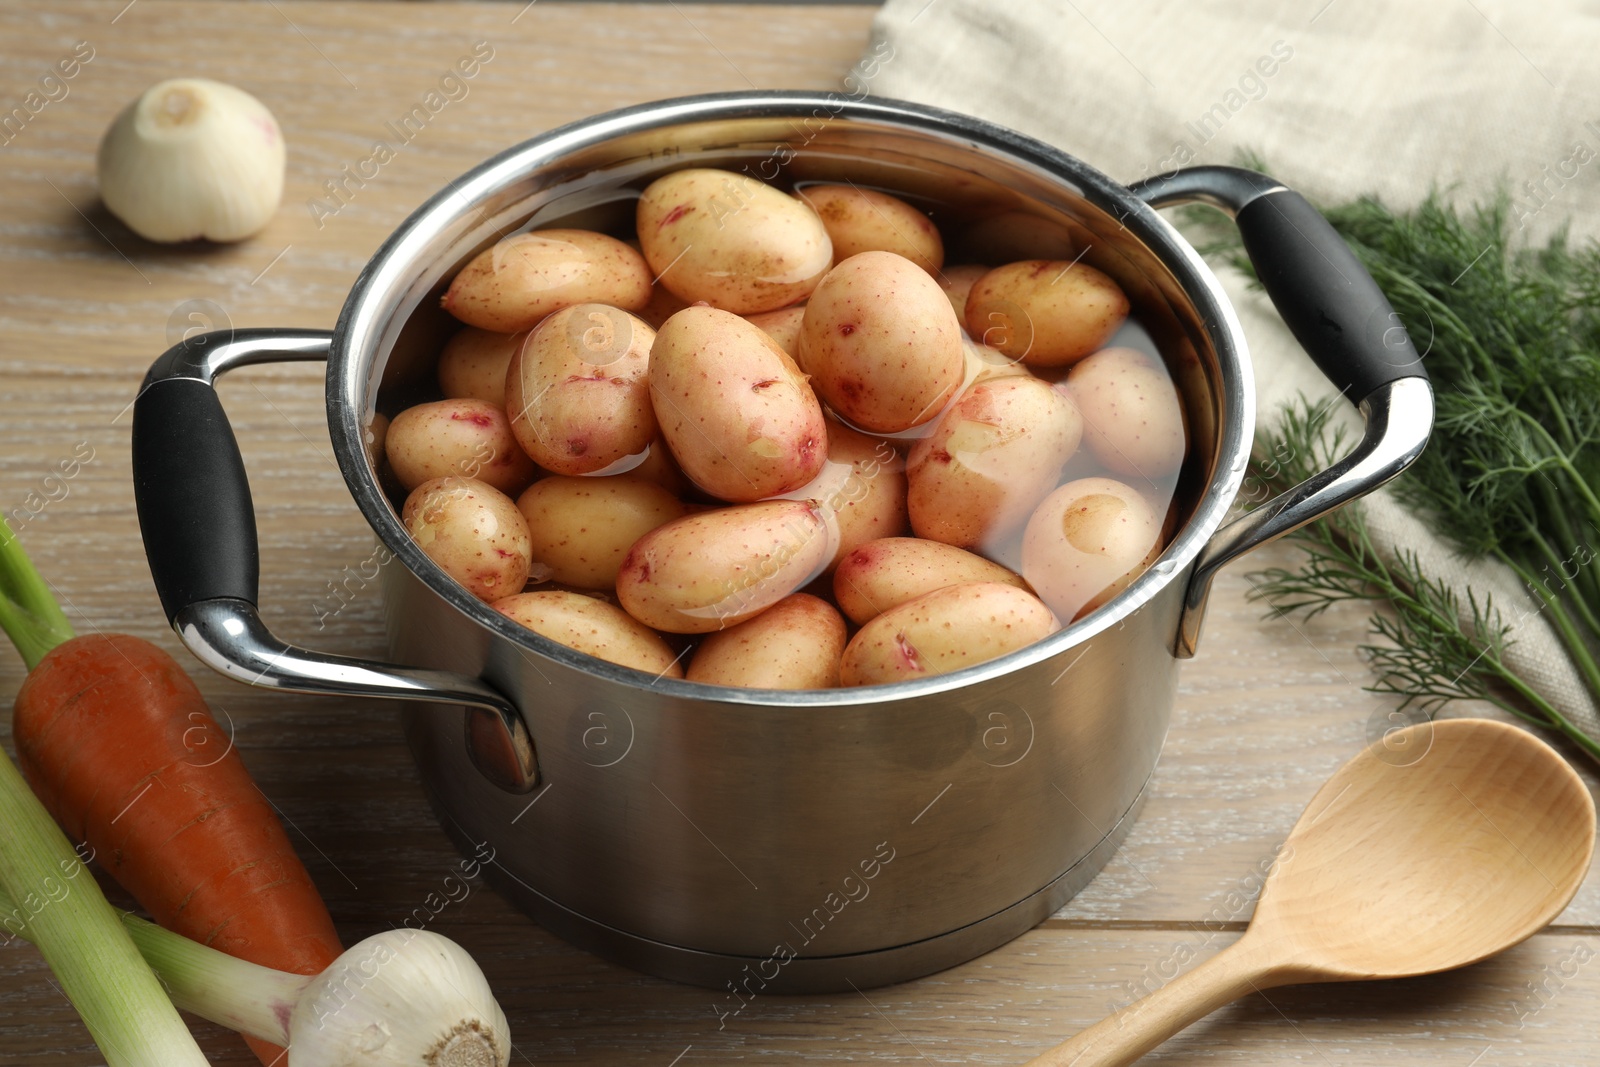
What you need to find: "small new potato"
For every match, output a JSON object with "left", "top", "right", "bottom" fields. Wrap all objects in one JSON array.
[
  {"left": 1021, "top": 477, "right": 1162, "bottom": 622},
  {"left": 616, "top": 499, "right": 832, "bottom": 633},
  {"left": 840, "top": 582, "right": 1058, "bottom": 686},
  {"left": 649, "top": 306, "right": 827, "bottom": 502},
  {"left": 637, "top": 168, "right": 832, "bottom": 313},
  {"left": 507, "top": 303, "right": 657, "bottom": 476},
  {"left": 906, "top": 375, "right": 1083, "bottom": 549},
  {"left": 796, "top": 185, "right": 944, "bottom": 275},
  {"left": 437, "top": 327, "right": 524, "bottom": 407},
  {"left": 798, "top": 251, "right": 965, "bottom": 433},
  {"left": 517, "top": 475, "right": 687, "bottom": 590},
  {"left": 686, "top": 593, "right": 846, "bottom": 689},
  {"left": 1066, "top": 346, "right": 1187, "bottom": 478},
  {"left": 443, "top": 228, "right": 651, "bottom": 332},
  {"left": 744, "top": 305, "right": 806, "bottom": 357},
  {"left": 939, "top": 264, "right": 990, "bottom": 323},
  {"left": 402, "top": 477, "right": 532, "bottom": 602},
  {"left": 385, "top": 398, "right": 538, "bottom": 495},
  {"left": 833, "top": 536, "right": 1029, "bottom": 625},
  {"left": 494, "top": 590, "right": 683, "bottom": 677},
  {"left": 787, "top": 419, "right": 908, "bottom": 570},
  {"left": 966, "top": 260, "right": 1129, "bottom": 367}
]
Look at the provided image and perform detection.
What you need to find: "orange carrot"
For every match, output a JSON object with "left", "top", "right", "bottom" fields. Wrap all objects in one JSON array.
[{"left": 13, "top": 633, "right": 342, "bottom": 1066}]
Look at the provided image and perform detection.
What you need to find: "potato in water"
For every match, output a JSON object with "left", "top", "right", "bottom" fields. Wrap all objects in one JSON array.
[
  {"left": 686, "top": 593, "right": 846, "bottom": 689},
  {"left": 494, "top": 590, "right": 683, "bottom": 678},
  {"left": 833, "top": 537, "right": 1029, "bottom": 626},
  {"left": 637, "top": 169, "right": 832, "bottom": 314},
  {"left": 840, "top": 581, "right": 1058, "bottom": 686},
  {"left": 965, "top": 260, "right": 1129, "bottom": 367},
  {"left": 906, "top": 376, "right": 1082, "bottom": 549},
  {"left": 437, "top": 326, "right": 523, "bottom": 408},
  {"left": 1066, "top": 346, "right": 1187, "bottom": 478},
  {"left": 506, "top": 304, "right": 656, "bottom": 476},
  {"left": 517, "top": 475, "right": 686, "bottom": 590},
  {"left": 649, "top": 306, "right": 827, "bottom": 503},
  {"left": 402, "top": 476, "right": 531, "bottom": 603},
  {"left": 385, "top": 398, "right": 537, "bottom": 495},
  {"left": 616, "top": 500, "right": 832, "bottom": 634},
  {"left": 1021, "top": 477, "right": 1161, "bottom": 622},
  {"left": 798, "top": 250, "right": 965, "bottom": 433},
  {"left": 796, "top": 184, "right": 944, "bottom": 276},
  {"left": 784, "top": 419, "right": 908, "bottom": 570},
  {"left": 443, "top": 229, "right": 651, "bottom": 332}
]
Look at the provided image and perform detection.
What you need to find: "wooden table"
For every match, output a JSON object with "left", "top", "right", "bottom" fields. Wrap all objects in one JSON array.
[{"left": 1, "top": 3, "right": 1595, "bottom": 1063}]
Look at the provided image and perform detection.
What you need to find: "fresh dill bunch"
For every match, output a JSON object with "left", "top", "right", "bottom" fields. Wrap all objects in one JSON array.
[
  {"left": 1248, "top": 402, "right": 1600, "bottom": 762},
  {"left": 1206, "top": 183, "right": 1600, "bottom": 762}
]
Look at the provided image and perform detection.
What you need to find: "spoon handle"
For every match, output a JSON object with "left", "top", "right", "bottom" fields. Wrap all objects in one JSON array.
[{"left": 1021, "top": 939, "right": 1276, "bottom": 1067}]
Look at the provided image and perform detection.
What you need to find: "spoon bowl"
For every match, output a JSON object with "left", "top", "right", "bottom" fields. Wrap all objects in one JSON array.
[{"left": 1026, "top": 718, "right": 1596, "bottom": 1066}]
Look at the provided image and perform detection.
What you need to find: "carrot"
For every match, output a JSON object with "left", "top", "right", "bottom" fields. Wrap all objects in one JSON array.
[{"left": 1, "top": 525, "right": 341, "bottom": 1066}]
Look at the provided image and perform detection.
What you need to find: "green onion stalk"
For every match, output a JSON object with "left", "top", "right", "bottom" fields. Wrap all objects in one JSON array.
[{"left": 0, "top": 516, "right": 213, "bottom": 1065}]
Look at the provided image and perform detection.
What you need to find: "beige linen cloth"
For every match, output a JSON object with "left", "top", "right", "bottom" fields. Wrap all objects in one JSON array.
[{"left": 857, "top": 0, "right": 1600, "bottom": 738}]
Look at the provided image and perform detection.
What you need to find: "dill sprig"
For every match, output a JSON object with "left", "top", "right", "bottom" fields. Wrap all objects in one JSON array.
[
  {"left": 1208, "top": 187, "right": 1600, "bottom": 763},
  {"left": 1249, "top": 403, "right": 1600, "bottom": 761}
]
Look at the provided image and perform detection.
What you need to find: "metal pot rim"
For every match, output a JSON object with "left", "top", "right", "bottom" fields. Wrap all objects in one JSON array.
[{"left": 325, "top": 90, "right": 1254, "bottom": 706}]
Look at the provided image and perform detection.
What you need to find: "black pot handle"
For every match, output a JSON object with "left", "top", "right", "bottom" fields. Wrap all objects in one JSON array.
[
  {"left": 1132, "top": 165, "right": 1427, "bottom": 400},
  {"left": 1132, "top": 167, "right": 1434, "bottom": 656},
  {"left": 131, "top": 329, "right": 538, "bottom": 793}
]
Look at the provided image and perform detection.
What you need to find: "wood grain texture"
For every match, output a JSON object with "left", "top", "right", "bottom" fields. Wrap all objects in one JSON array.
[{"left": 0, "top": 3, "right": 1596, "bottom": 1064}]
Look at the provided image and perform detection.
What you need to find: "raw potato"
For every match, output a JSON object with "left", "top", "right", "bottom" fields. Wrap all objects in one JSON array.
[
  {"left": 637, "top": 168, "right": 832, "bottom": 314},
  {"left": 906, "top": 376, "right": 1083, "bottom": 549},
  {"left": 965, "top": 260, "right": 1129, "bottom": 367},
  {"left": 517, "top": 475, "right": 686, "bottom": 590},
  {"left": 626, "top": 438, "right": 695, "bottom": 496},
  {"left": 840, "top": 581, "right": 1058, "bottom": 686},
  {"left": 798, "top": 251, "right": 965, "bottom": 433},
  {"left": 443, "top": 228, "right": 651, "bottom": 332},
  {"left": 438, "top": 327, "right": 523, "bottom": 407},
  {"left": 649, "top": 306, "right": 827, "bottom": 502},
  {"left": 833, "top": 536, "right": 1029, "bottom": 626},
  {"left": 1066, "top": 346, "right": 1187, "bottom": 478},
  {"left": 796, "top": 185, "right": 944, "bottom": 275},
  {"left": 786, "top": 419, "right": 908, "bottom": 569},
  {"left": 961, "top": 338, "right": 1029, "bottom": 388},
  {"left": 616, "top": 499, "right": 832, "bottom": 633},
  {"left": 385, "top": 398, "right": 538, "bottom": 495},
  {"left": 402, "top": 476, "right": 532, "bottom": 602},
  {"left": 686, "top": 593, "right": 846, "bottom": 689},
  {"left": 939, "top": 264, "right": 990, "bottom": 323},
  {"left": 744, "top": 305, "right": 806, "bottom": 357},
  {"left": 506, "top": 303, "right": 657, "bottom": 476},
  {"left": 1021, "top": 477, "right": 1162, "bottom": 622},
  {"left": 494, "top": 590, "right": 683, "bottom": 678}
]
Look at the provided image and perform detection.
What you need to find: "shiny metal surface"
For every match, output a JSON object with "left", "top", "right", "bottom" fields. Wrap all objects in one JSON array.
[
  {"left": 165, "top": 91, "right": 1425, "bottom": 988},
  {"left": 1131, "top": 164, "right": 1288, "bottom": 217},
  {"left": 175, "top": 598, "right": 536, "bottom": 792},
  {"left": 1175, "top": 378, "right": 1435, "bottom": 657},
  {"left": 137, "top": 326, "right": 333, "bottom": 388}
]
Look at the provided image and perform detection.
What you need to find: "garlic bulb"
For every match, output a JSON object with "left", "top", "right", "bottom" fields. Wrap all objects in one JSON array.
[
  {"left": 96, "top": 78, "right": 285, "bottom": 242},
  {"left": 289, "top": 929, "right": 511, "bottom": 1067}
]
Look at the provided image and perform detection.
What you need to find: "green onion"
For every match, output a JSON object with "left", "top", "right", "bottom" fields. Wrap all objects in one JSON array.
[
  {"left": 0, "top": 514, "right": 210, "bottom": 1063},
  {"left": 0, "top": 746, "right": 212, "bottom": 1066}
]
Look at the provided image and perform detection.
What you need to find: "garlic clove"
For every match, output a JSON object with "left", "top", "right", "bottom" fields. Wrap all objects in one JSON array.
[
  {"left": 96, "top": 77, "right": 285, "bottom": 243},
  {"left": 288, "top": 928, "right": 511, "bottom": 1067}
]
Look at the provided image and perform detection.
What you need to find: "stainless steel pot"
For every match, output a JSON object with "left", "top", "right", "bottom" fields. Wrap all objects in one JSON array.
[{"left": 131, "top": 92, "right": 1431, "bottom": 994}]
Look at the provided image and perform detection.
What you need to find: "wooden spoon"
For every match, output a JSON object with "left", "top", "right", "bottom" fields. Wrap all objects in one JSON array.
[{"left": 1024, "top": 718, "right": 1596, "bottom": 1066}]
